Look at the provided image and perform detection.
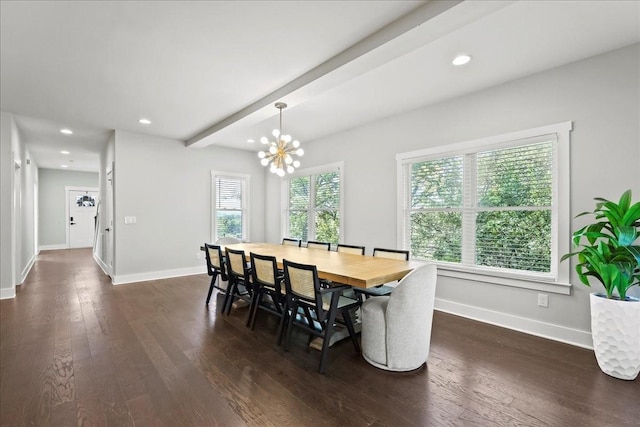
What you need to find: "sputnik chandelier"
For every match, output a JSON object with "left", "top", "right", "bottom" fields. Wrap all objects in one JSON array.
[{"left": 258, "top": 102, "right": 303, "bottom": 177}]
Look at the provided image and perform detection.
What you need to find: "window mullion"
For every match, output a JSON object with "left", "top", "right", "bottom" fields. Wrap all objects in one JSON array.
[
  {"left": 308, "top": 175, "right": 316, "bottom": 241},
  {"left": 462, "top": 153, "right": 476, "bottom": 265}
]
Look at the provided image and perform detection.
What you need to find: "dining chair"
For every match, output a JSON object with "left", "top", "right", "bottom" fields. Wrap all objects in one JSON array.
[
  {"left": 249, "top": 252, "right": 286, "bottom": 340},
  {"left": 306, "top": 240, "right": 331, "bottom": 251},
  {"left": 361, "top": 264, "right": 437, "bottom": 371},
  {"left": 281, "top": 259, "right": 361, "bottom": 373},
  {"left": 204, "top": 243, "right": 228, "bottom": 304},
  {"left": 223, "top": 248, "right": 253, "bottom": 321},
  {"left": 355, "top": 247, "right": 410, "bottom": 299},
  {"left": 282, "top": 238, "right": 302, "bottom": 247},
  {"left": 336, "top": 244, "right": 365, "bottom": 255}
]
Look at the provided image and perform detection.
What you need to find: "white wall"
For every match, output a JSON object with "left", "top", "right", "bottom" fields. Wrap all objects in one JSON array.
[
  {"left": 0, "top": 110, "right": 39, "bottom": 298},
  {"left": 266, "top": 44, "right": 640, "bottom": 347},
  {"left": 0, "top": 111, "right": 14, "bottom": 298},
  {"left": 112, "top": 130, "right": 266, "bottom": 283},
  {"left": 38, "top": 168, "right": 99, "bottom": 249}
]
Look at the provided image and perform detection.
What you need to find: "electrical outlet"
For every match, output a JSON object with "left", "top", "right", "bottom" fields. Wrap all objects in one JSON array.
[
  {"left": 196, "top": 252, "right": 202, "bottom": 260},
  {"left": 537, "top": 293, "right": 549, "bottom": 308}
]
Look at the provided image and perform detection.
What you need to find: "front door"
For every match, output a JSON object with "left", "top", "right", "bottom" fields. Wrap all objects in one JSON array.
[{"left": 68, "top": 189, "right": 99, "bottom": 248}]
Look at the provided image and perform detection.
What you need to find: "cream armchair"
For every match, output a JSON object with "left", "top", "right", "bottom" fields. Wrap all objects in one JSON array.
[{"left": 361, "top": 264, "right": 437, "bottom": 371}]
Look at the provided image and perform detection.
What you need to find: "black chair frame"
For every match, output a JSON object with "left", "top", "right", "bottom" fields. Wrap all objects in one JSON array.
[
  {"left": 223, "top": 248, "right": 253, "bottom": 322},
  {"left": 306, "top": 240, "right": 331, "bottom": 251},
  {"left": 281, "top": 259, "right": 361, "bottom": 373},
  {"left": 336, "top": 244, "right": 366, "bottom": 255},
  {"left": 204, "top": 243, "right": 228, "bottom": 305},
  {"left": 249, "top": 252, "right": 286, "bottom": 338},
  {"left": 282, "top": 238, "right": 302, "bottom": 247}
]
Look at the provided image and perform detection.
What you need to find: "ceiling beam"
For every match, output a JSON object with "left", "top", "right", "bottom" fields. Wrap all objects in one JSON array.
[{"left": 185, "top": 0, "right": 463, "bottom": 148}]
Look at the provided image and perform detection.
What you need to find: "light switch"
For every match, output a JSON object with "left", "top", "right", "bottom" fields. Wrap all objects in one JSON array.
[{"left": 124, "top": 216, "right": 137, "bottom": 225}]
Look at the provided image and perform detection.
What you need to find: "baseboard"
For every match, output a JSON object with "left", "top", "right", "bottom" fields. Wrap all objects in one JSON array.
[
  {"left": 435, "top": 298, "right": 593, "bottom": 350},
  {"left": 39, "top": 244, "right": 67, "bottom": 251},
  {"left": 92, "top": 253, "right": 112, "bottom": 278},
  {"left": 113, "top": 266, "right": 205, "bottom": 285},
  {"left": 18, "top": 253, "right": 36, "bottom": 284},
  {"left": 0, "top": 287, "right": 16, "bottom": 300}
]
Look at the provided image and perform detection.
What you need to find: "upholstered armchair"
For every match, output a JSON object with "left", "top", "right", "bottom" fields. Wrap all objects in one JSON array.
[{"left": 361, "top": 264, "right": 437, "bottom": 371}]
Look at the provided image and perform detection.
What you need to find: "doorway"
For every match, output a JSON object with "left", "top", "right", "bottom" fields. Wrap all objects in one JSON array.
[{"left": 66, "top": 187, "right": 99, "bottom": 249}]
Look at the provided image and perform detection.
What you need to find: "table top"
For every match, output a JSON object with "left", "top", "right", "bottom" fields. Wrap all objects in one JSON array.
[{"left": 224, "top": 242, "right": 423, "bottom": 289}]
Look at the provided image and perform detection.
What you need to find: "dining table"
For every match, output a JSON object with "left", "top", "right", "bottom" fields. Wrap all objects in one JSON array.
[
  {"left": 223, "top": 242, "right": 422, "bottom": 288},
  {"left": 212, "top": 242, "right": 423, "bottom": 349}
]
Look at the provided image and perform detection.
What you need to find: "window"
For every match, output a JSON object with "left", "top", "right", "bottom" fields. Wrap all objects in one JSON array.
[
  {"left": 211, "top": 172, "right": 249, "bottom": 242},
  {"left": 283, "top": 162, "right": 343, "bottom": 246},
  {"left": 397, "top": 122, "right": 572, "bottom": 294}
]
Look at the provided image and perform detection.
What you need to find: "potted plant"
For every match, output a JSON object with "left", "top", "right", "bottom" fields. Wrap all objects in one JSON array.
[{"left": 562, "top": 189, "right": 640, "bottom": 380}]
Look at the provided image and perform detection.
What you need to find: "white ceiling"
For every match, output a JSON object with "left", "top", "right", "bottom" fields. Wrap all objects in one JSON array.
[{"left": 1, "top": 1, "right": 639, "bottom": 172}]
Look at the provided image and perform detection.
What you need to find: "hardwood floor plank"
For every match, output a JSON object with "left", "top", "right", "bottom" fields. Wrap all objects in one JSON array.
[{"left": 2, "top": 249, "right": 639, "bottom": 427}]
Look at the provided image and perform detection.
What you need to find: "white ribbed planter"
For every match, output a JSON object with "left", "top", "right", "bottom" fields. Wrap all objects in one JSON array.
[{"left": 590, "top": 293, "right": 640, "bottom": 380}]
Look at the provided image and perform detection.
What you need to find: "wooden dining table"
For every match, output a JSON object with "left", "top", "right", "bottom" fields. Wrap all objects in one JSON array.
[{"left": 223, "top": 242, "right": 422, "bottom": 288}]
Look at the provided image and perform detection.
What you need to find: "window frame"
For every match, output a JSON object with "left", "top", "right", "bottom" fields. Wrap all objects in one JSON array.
[
  {"left": 396, "top": 122, "right": 572, "bottom": 295},
  {"left": 211, "top": 171, "right": 250, "bottom": 242},
  {"left": 281, "top": 162, "right": 344, "bottom": 245}
]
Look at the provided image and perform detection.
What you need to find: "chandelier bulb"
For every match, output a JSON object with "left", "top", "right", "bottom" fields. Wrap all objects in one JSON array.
[
  {"left": 277, "top": 168, "right": 285, "bottom": 177},
  {"left": 260, "top": 136, "right": 269, "bottom": 144},
  {"left": 293, "top": 160, "right": 301, "bottom": 168},
  {"left": 272, "top": 129, "right": 280, "bottom": 138},
  {"left": 258, "top": 151, "right": 266, "bottom": 158},
  {"left": 287, "top": 166, "right": 294, "bottom": 174},
  {"left": 285, "top": 155, "right": 293, "bottom": 164},
  {"left": 292, "top": 140, "right": 300, "bottom": 148},
  {"left": 269, "top": 145, "right": 277, "bottom": 154},
  {"left": 260, "top": 158, "right": 269, "bottom": 166},
  {"left": 296, "top": 148, "right": 304, "bottom": 156},
  {"left": 283, "top": 134, "right": 292, "bottom": 143}
]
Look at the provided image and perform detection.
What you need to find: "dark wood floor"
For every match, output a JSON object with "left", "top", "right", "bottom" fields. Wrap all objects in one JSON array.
[{"left": 1, "top": 249, "right": 638, "bottom": 427}]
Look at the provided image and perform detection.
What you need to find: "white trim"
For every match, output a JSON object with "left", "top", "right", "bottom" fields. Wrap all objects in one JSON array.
[
  {"left": 0, "top": 287, "right": 16, "bottom": 300},
  {"left": 18, "top": 253, "right": 35, "bottom": 285},
  {"left": 65, "top": 186, "right": 99, "bottom": 249},
  {"left": 210, "top": 171, "right": 250, "bottom": 242},
  {"left": 113, "top": 266, "right": 204, "bottom": 285},
  {"left": 438, "top": 268, "right": 572, "bottom": 295},
  {"left": 435, "top": 298, "right": 593, "bottom": 349},
  {"left": 93, "top": 253, "right": 111, "bottom": 279},
  {"left": 39, "top": 244, "right": 68, "bottom": 251},
  {"left": 396, "top": 121, "right": 573, "bottom": 161}
]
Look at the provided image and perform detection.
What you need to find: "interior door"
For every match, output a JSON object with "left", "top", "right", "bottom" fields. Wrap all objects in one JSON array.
[{"left": 69, "top": 190, "right": 98, "bottom": 248}]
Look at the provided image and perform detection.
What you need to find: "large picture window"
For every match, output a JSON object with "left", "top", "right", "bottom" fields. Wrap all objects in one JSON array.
[
  {"left": 211, "top": 172, "right": 249, "bottom": 242},
  {"left": 284, "top": 163, "right": 343, "bottom": 246},
  {"left": 397, "top": 123, "right": 572, "bottom": 293}
]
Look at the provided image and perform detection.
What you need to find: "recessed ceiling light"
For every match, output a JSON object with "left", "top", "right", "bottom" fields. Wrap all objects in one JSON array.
[
  {"left": 60, "top": 128, "right": 73, "bottom": 135},
  {"left": 247, "top": 139, "right": 255, "bottom": 143},
  {"left": 452, "top": 54, "right": 472, "bottom": 66},
  {"left": 138, "top": 118, "right": 151, "bottom": 125},
  {"left": 60, "top": 150, "right": 70, "bottom": 154},
  {"left": 61, "top": 165, "right": 68, "bottom": 168}
]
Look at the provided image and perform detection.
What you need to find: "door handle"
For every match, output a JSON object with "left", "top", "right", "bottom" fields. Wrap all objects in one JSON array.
[
  {"left": 105, "top": 228, "right": 111, "bottom": 232},
  {"left": 70, "top": 223, "right": 76, "bottom": 225}
]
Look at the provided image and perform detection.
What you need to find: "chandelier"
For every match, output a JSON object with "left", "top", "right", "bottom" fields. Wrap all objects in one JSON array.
[{"left": 258, "top": 102, "right": 303, "bottom": 177}]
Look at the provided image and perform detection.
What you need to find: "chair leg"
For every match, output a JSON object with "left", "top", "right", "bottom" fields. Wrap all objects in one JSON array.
[
  {"left": 319, "top": 309, "right": 338, "bottom": 374},
  {"left": 276, "top": 300, "right": 289, "bottom": 346},
  {"left": 284, "top": 301, "right": 298, "bottom": 351},
  {"left": 342, "top": 309, "right": 361, "bottom": 353},
  {"left": 222, "top": 280, "right": 236, "bottom": 315},
  {"left": 248, "top": 292, "right": 261, "bottom": 329},
  {"left": 205, "top": 272, "right": 218, "bottom": 305}
]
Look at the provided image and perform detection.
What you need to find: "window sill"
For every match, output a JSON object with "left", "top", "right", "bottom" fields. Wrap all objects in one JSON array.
[{"left": 435, "top": 264, "right": 572, "bottom": 295}]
